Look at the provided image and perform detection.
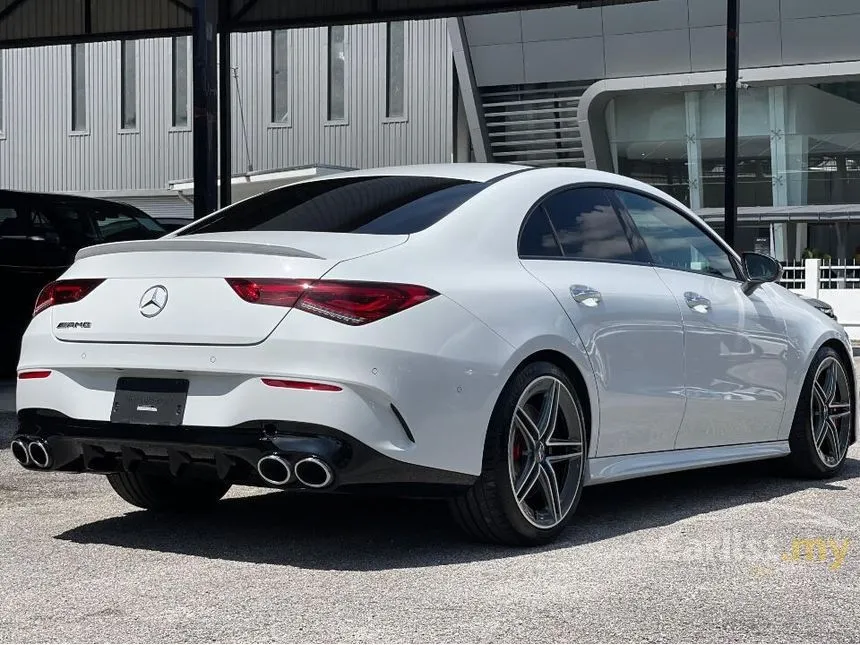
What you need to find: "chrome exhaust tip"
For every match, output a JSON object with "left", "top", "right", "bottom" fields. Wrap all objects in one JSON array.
[
  {"left": 11, "top": 439, "right": 31, "bottom": 467},
  {"left": 294, "top": 457, "right": 334, "bottom": 489},
  {"left": 256, "top": 454, "right": 293, "bottom": 486},
  {"left": 27, "top": 440, "right": 51, "bottom": 469}
]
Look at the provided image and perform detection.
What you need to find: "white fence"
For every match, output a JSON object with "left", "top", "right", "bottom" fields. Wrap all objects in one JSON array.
[{"left": 782, "top": 259, "right": 860, "bottom": 339}]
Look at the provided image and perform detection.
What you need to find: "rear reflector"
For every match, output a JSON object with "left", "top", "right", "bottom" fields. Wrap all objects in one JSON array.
[
  {"left": 18, "top": 370, "right": 52, "bottom": 380},
  {"left": 227, "top": 279, "right": 438, "bottom": 325},
  {"left": 262, "top": 378, "right": 342, "bottom": 392},
  {"left": 34, "top": 279, "right": 105, "bottom": 317}
]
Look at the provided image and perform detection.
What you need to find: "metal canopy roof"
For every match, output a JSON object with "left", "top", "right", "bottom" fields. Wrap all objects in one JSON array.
[{"left": 0, "top": 0, "right": 654, "bottom": 48}]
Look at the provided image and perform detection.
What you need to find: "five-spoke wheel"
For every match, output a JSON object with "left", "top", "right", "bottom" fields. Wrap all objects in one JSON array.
[
  {"left": 508, "top": 376, "right": 584, "bottom": 529},
  {"left": 789, "top": 346, "right": 854, "bottom": 478},
  {"left": 450, "top": 361, "right": 587, "bottom": 545},
  {"left": 809, "top": 355, "right": 852, "bottom": 468}
]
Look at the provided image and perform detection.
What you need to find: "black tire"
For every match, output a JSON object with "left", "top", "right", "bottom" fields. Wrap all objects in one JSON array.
[
  {"left": 106, "top": 471, "right": 231, "bottom": 511},
  {"left": 787, "top": 346, "right": 854, "bottom": 479},
  {"left": 450, "top": 361, "right": 587, "bottom": 546}
]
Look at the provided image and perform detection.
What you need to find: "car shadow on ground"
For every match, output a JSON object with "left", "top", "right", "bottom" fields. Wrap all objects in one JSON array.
[{"left": 55, "top": 456, "right": 860, "bottom": 571}]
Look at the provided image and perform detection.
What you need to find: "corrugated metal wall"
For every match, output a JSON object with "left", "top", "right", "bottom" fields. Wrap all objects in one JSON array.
[
  {"left": 0, "top": 19, "right": 453, "bottom": 193},
  {"left": 228, "top": 19, "right": 453, "bottom": 178}
]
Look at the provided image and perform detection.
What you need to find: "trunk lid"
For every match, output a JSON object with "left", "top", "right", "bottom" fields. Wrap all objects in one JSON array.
[{"left": 52, "top": 232, "right": 406, "bottom": 345}]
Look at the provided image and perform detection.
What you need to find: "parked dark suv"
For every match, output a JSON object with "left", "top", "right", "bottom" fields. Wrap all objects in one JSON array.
[{"left": 1, "top": 190, "right": 167, "bottom": 373}]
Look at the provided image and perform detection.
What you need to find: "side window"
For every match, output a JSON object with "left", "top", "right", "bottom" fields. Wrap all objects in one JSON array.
[
  {"left": 0, "top": 205, "right": 25, "bottom": 237},
  {"left": 519, "top": 208, "right": 562, "bottom": 257},
  {"left": 541, "top": 187, "right": 636, "bottom": 262},
  {"left": 616, "top": 190, "right": 738, "bottom": 280},
  {"left": 49, "top": 205, "right": 99, "bottom": 247},
  {"left": 0, "top": 202, "right": 63, "bottom": 244}
]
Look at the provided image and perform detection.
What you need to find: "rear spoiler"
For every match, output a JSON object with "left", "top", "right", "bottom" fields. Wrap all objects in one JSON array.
[{"left": 75, "top": 239, "right": 324, "bottom": 261}]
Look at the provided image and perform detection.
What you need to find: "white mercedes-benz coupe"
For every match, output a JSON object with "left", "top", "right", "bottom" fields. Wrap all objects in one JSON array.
[{"left": 12, "top": 163, "right": 856, "bottom": 545}]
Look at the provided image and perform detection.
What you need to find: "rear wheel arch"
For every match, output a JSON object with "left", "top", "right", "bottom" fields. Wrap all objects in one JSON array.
[{"left": 509, "top": 349, "right": 593, "bottom": 451}]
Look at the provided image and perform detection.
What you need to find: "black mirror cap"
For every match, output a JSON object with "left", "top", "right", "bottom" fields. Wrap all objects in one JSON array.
[{"left": 742, "top": 252, "right": 783, "bottom": 285}]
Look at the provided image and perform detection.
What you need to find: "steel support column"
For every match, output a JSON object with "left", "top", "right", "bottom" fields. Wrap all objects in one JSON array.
[
  {"left": 192, "top": 0, "right": 219, "bottom": 219},
  {"left": 723, "top": 0, "right": 740, "bottom": 249},
  {"left": 218, "top": 0, "right": 232, "bottom": 208}
]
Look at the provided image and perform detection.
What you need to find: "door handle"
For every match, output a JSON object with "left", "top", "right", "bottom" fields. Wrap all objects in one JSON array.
[
  {"left": 570, "top": 285, "right": 602, "bottom": 307},
  {"left": 684, "top": 291, "right": 711, "bottom": 313}
]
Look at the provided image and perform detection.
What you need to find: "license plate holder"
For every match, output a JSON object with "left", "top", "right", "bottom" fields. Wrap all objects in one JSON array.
[{"left": 110, "top": 377, "right": 190, "bottom": 426}]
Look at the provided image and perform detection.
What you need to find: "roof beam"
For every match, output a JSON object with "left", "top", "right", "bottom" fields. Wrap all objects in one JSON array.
[
  {"left": 229, "top": 0, "right": 261, "bottom": 25},
  {"left": 166, "top": 0, "right": 194, "bottom": 14},
  {"left": 0, "top": 0, "right": 29, "bottom": 26}
]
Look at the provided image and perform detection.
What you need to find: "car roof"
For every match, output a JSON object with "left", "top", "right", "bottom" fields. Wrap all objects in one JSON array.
[
  {"left": 324, "top": 164, "right": 692, "bottom": 212},
  {"left": 328, "top": 163, "right": 533, "bottom": 183},
  {"left": 2, "top": 188, "right": 121, "bottom": 206},
  {"left": 0, "top": 189, "right": 151, "bottom": 216}
]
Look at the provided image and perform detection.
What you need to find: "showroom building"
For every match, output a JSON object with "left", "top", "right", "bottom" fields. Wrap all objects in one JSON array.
[
  {"left": 2, "top": 0, "right": 860, "bottom": 262},
  {"left": 452, "top": 0, "right": 860, "bottom": 263}
]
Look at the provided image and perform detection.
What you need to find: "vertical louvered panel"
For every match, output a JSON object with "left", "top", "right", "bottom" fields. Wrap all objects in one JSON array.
[{"left": 481, "top": 80, "right": 593, "bottom": 167}]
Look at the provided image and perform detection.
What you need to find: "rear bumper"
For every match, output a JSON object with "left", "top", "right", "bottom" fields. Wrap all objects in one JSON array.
[
  {"left": 14, "top": 410, "right": 476, "bottom": 496},
  {"left": 18, "top": 296, "right": 515, "bottom": 476}
]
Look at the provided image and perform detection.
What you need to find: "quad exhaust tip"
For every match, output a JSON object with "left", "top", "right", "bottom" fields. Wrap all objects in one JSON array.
[
  {"left": 27, "top": 440, "right": 51, "bottom": 469},
  {"left": 294, "top": 457, "right": 335, "bottom": 489},
  {"left": 256, "top": 454, "right": 293, "bottom": 486},
  {"left": 11, "top": 439, "right": 31, "bottom": 467}
]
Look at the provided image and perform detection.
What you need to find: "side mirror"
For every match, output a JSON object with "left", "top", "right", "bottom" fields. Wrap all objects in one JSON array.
[{"left": 742, "top": 252, "right": 782, "bottom": 293}]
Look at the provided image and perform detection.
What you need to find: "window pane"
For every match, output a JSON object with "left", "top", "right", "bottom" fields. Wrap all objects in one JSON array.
[
  {"left": 71, "top": 44, "right": 86, "bottom": 131},
  {"left": 386, "top": 22, "right": 405, "bottom": 118},
  {"left": 617, "top": 190, "right": 737, "bottom": 279},
  {"left": 328, "top": 26, "right": 345, "bottom": 120},
  {"left": 607, "top": 92, "right": 689, "bottom": 205},
  {"left": 47, "top": 205, "right": 99, "bottom": 247},
  {"left": 177, "top": 176, "right": 485, "bottom": 236},
  {"left": 519, "top": 210, "right": 562, "bottom": 257},
  {"left": 172, "top": 36, "right": 189, "bottom": 127},
  {"left": 541, "top": 187, "right": 635, "bottom": 261},
  {"left": 121, "top": 41, "right": 137, "bottom": 129},
  {"left": 271, "top": 30, "right": 289, "bottom": 122}
]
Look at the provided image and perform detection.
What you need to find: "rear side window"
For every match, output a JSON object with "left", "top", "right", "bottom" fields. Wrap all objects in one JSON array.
[
  {"left": 178, "top": 176, "right": 486, "bottom": 236},
  {"left": 519, "top": 187, "right": 636, "bottom": 262},
  {"left": 519, "top": 209, "right": 562, "bottom": 258}
]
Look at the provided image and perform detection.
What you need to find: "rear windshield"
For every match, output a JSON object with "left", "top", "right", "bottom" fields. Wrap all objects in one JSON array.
[{"left": 176, "top": 175, "right": 486, "bottom": 236}]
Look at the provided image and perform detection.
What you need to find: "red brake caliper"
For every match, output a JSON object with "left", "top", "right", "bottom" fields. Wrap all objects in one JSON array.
[{"left": 512, "top": 435, "right": 523, "bottom": 462}]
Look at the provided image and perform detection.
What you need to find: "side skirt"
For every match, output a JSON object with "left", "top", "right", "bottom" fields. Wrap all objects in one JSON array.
[{"left": 584, "top": 441, "right": 791, "bottom": 486}]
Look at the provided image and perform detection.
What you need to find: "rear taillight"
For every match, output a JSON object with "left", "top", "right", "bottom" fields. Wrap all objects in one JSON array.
[
  {"left": 226, "top": 278, "right": 438, "bottom": 325},
  {"left": 33, "top": 279, "right": 104, "bottom": 317},
  {"left": 226, "top": 278, "right": 309, "bottom": 308}
]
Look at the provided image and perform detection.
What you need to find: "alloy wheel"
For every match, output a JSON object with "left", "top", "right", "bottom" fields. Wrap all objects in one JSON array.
[
  {"left": 810, "top": 356, "right": 852, "bottom": 468},
  {"left": 508, "top": 375, "right": 584, "bottom": 529}
]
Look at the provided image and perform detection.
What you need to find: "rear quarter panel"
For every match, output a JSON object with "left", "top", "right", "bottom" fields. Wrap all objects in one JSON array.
[{"left": 322, "top": 168, "right": 603, "bottom": 458}]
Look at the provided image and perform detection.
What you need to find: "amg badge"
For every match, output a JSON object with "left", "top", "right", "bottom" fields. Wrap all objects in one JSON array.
[{"left": 56, "top": 321, "right": 92, "bottom": 329}]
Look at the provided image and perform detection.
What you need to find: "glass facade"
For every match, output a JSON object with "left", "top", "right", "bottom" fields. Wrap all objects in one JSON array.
[{"left": 605, "top": 81, "right": 860, "bottom": 262}]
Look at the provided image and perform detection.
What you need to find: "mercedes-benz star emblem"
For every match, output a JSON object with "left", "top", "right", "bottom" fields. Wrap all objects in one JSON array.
[{"left": 139, "top": 285, "right": 169, "bottom": 318}]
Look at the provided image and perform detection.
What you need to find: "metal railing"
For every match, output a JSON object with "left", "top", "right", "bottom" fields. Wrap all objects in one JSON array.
[{"left": 779, "top": 262, "right": 806, "bottom": 291}]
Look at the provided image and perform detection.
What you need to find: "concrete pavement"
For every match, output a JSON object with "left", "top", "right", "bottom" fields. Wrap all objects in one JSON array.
[{"left": 2, "top": 373, "right": 860, "bottom": 642}]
